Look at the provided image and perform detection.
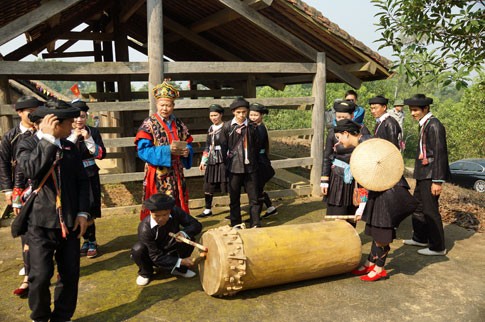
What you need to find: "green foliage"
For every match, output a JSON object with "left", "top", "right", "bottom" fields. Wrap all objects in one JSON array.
[{"left": 372, "top": 0, "right": 485, "bottom": 88}]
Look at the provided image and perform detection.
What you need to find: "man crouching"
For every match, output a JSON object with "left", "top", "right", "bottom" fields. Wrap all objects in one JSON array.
[{"left": 131, "top": 193, "right": 202, "bottom": 286}]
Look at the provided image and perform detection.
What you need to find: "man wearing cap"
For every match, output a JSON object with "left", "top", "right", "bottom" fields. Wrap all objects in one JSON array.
[
  {"left": 68, "top": 100, "right": 106, "bottom": 258},
  {"left": 388, "top": 99, "right": 405, "bottom": 132},
  {"left": 368, "top": 95, "right": 402, "bottom": 149},
  {"left": 135, "top": 80, "right": 194, "bottom": 220},
  {"left": 222, "top": 97, "right": 261, "bottom": 228},
  {"left": 16, "top": 103, "right": 90, "bottom": 322},
  {"left": 403, "top": 94, "right": 450, "bottom": 256},
  {"left": 131, "top": 193, "right": 202, "bottom": 286},
  {"left": 0, "top": 96, "right": 42, "bottom": 297}
]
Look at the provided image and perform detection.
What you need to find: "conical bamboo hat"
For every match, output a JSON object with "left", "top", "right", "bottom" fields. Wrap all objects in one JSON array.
[{"left": 350, "top": 138, "right": 403, "bottom": 191}]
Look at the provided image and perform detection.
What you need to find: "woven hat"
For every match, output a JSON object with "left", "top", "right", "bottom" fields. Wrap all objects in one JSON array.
[{"left": 350, "top": 138, "right": 403, "bottom": 191}]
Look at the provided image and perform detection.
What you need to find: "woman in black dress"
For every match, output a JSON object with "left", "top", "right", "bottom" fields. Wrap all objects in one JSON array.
[
  {"left": 197, "top": 104, "right": 228, "bottom": 218},
  {"left": 321, "top": 100, "right": 370, "bottom": 225},
  {"left": 248, "top": 103, "right": 277, "bottom": 218},
  {"left": 334, "top": 119, "right": 416, "bottom": 281},
  {"left": 68, "top": 100, "right": 106, "bottom": 258}
]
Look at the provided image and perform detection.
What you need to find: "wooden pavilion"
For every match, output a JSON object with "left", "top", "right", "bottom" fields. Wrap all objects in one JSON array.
[{"left": 0, "top": 0, "right": 391, "bottom": 211}]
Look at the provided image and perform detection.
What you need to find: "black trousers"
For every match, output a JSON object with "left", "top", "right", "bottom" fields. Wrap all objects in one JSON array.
[
  {"left": 28, "top": 225, "right": 80, "bottom": 322},
  {"left": 411, "top": 179, "right": 446, "bottom": 251},
  {"left": 21, "top": 233, "right": 30, "bottom": 275},
  {"left": 131, "top": 241, "right": 194, "bottom": 278},
  {"left": 228, "top": 171, "right": 261, "bottom": 227}
]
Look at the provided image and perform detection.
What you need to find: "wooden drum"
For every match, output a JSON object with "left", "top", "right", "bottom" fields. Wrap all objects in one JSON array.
[{"left": 198, "top": 221, "right": 361, "bottom": 296}]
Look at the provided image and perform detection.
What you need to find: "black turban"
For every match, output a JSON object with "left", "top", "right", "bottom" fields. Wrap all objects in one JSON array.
[
  {"left": 334, "top": 119, "right": 361, "bottom": 135},
  {"left": 15, "top": 97, "right": 43, "bottom": 111},
  {"left": 230, "top": 97, "right": 249, "bottom": 110},
  {"left": 143, "top": 193, "right": 176, "bottom": 211},
  {"left": 368, "top": 95, "right": 389, "bottom": 105},
  {"left": 71, "top": 100, "right": 90, "bottom": 112},
  {"left": 249, "top": 103, "right": 269, "bottom": 115},
  {"left": 404, "top": 94, "right": 433, "bottom": 107},
  {"left": 209, "top": 104, "right": 224, "bottom": 114},
  {"left": 28, "top": 102, "right": 80, "bottom": 122},
  {"left": 333, "top": 100, "right": 356, "bottom": 113}
]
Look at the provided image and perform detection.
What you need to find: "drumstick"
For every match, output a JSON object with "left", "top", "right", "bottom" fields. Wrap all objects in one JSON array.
[
  {"left": 324, "top": 215, "right": 357, "bottom": 220},
  {"left": 169, "top": 232, "right": 208, "bottom": 252}
]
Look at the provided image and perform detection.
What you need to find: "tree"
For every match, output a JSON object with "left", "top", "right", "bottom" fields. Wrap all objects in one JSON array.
[{"left": 372, "top": 0, "right": 485, "bottom": 89}]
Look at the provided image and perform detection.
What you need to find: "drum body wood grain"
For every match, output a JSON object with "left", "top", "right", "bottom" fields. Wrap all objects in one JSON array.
[{"left": 199, "top": 221, "right": 361, "bottom": 296}]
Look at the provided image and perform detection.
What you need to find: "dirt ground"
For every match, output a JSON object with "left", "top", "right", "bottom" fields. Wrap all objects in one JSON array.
[{"left": 0, "top": 195, "right": 484, "bottom": 322}]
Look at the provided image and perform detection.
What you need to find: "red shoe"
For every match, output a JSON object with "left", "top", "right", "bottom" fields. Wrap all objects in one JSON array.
[
  {"left": 13, "top": 282, "right": 29, "bottom": 297},
  {"left": 360, "top": 268, "right": 388, "bottom": 282},
  {"left": 351, "top": 265, "right": 375, "bottom": 276}
]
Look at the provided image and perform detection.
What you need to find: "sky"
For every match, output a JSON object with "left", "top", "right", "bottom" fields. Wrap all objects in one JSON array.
[{"left": 0, "top": 0, "right": 393, "bottom": 62}]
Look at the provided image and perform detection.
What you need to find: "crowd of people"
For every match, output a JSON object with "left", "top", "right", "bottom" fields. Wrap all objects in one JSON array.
[{"left": 0, "top": 79, "right": 450, "bottom": 320}]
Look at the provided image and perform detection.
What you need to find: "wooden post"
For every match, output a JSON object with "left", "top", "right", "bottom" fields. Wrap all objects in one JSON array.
[
  {"left": 147, "top": 0, "right": 163, "bottom": 114},
  {"left": 310, "top": 52, "right": 326, "bottom": 197},
  {"left": 113, "top": 2, "right": 135, "bottom": 173},
  {"left": 0, "top": 77, "right": 13, "bottom": 139},
  {"left": 243, "top": 75, "right": 256, "bottom": 98}
]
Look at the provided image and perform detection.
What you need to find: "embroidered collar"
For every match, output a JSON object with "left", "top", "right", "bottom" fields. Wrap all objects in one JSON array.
[{"left": 419, "top": 112, "right": 433, "bottom": 127}]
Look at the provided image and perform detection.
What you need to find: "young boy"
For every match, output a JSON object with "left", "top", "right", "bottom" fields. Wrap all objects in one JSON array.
[
  {"left": 131, "top": 193, "right": 202, "bottom": 286},
  {"left": 222, "top": 97, "right": 261, "bottom": 228},
  {"left": 403, "top": 94, "right": 450, "bottom": 256}
]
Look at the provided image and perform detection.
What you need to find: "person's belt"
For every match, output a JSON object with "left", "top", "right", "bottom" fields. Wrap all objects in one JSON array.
[{"left": 82, "top": 158, "right": 96, "bottom": 168}]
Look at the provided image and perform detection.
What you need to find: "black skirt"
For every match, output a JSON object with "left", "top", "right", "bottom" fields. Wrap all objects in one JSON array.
[
  {"left": 204, "top": 162, "right": 227, "bottom": 194},
  {"left": 325, "top": 165, "right": 355, "bottom": 207}
]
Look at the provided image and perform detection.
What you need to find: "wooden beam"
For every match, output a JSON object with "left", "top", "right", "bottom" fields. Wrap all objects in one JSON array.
[
  {"left": 217, "top": 0, "right": 361, "bottom": 89},
  {"left": 255, "top": 75, "right": 314, "bottom": 86},
  {"left": 310, "top": 52, "right": 326, "bottom": 197},
  {"left": 4, "top": 0, "right": 113, "bottom": 61},
  {"left": 42, "top": 51, "right": 97, "bottom": 59},
  {"left": 147, "top": 0, "right": 163, "bottom": 114},
  {"left": 0, "top": 0, "right": 83, "bottom": 46},
  {"left": 54, "top": 25, "right": 93, "bottom": 54},
  {"left": 0, "top": 61, "right": 316, "bottom": 78},
  {"left": 0, "top": 77, "right": 13, "bottom": 138},
  {"left": 164, "top": 17, "right": 242, "bottom": 61},
  {"left": 343, "top": 62, "right": 377, "bottom": 75},
  {"left": 58, "top": 32, "right": 114, "bottom": 41},
  {"left": 165, "top": 0, "right": 273, "bottom": 44}
]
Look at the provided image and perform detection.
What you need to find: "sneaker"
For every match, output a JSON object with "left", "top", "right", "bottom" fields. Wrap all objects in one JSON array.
[
  {"left": 136, "top": 275, "right": 150, "bottom": 286},
  {"left": 80, "top": 241, "right": 89, "bottom": 256},
  {"left": 417, "top": 248, "right": 447, "bottom": 256},
  {"left": 86, "top": 242, "right": 98, "bottom": 258},
  {"left": 261, "top": 206, "right": 277, "bottom": 219},
  {"left": 403, "top": 239, "right": 428, "bottom": 247},
  {"left": 172, "top": 268, "right": 196, "bottom": 278},
  {"left": 196, "top": 210, "right": 213, "bottom": 218},
  {"left": 19, "top": 267, "right": 26, "bottom": 276}
]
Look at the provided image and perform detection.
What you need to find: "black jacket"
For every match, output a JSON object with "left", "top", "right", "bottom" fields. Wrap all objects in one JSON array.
[
  {"left": 414, "top": 117, "right": 451, "bottom": 181},
  {"left": 16, "top": 136, "right": 90, "bottom": 228},
  {"left": 137, "top": 207, "right": 202, "bottom": 270},
  {"left": 0, "top": 125, "right": 31, "bottom": 191},
  {"left": 374, "top": 115, "right": 401, "bottom": 149},
  {"left": 222, "top": 120, "right": 260, "bottom": 174}
]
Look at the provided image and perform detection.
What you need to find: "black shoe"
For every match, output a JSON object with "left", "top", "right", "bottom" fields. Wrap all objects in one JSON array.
[
  {"left": 261, "top": 207, "right": 277, "bottom": 219},
  {"left": 196, "top": 211, "right": 212, "bottom": 218}
]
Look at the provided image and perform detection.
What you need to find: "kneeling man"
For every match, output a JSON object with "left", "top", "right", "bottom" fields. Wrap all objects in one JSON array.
[{"left": 131, "top": 194, "right": 202, "bottom": 286}]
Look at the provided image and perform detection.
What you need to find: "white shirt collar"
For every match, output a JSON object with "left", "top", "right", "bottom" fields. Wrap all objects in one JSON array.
[
  {"left": 230, "top": 118, "right": 248, "bottom": 126},
  {"left": 150, "top": 214, "right": 172, "bottom": 228},
  {"left": 377, "top": 112, "right": 390, "bottom": 123},
  {"left": 211, "top": 123, "right": 223, "bottom": 130},
  {"left": 19, "top": 123, "right": 32, "bottom": 134},
  {"left": 419, "top": 112, "right": 433, "bottom": 126}
]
